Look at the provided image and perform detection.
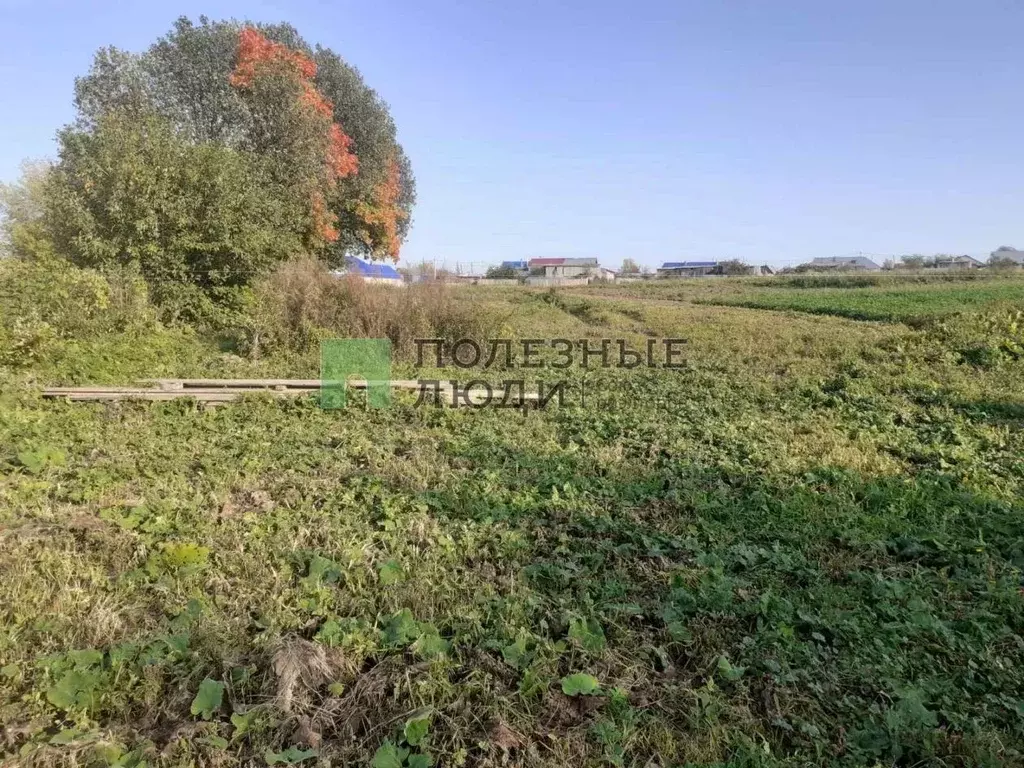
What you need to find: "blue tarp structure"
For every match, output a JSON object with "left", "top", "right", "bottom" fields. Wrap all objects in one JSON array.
[{"left": 348, "top": 257, "right": 402, "bottom": 279}]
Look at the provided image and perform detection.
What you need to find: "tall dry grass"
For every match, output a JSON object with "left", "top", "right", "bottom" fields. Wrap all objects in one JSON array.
[{"left": 244, "top": 256, "right": 500, "bottom": 360}]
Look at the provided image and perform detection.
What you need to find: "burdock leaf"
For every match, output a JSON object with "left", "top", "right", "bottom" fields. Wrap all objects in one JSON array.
[
  {"left": 190, "top": 678, "right": 225, "bottom": 720},
  {"left": 561, "top": 673, "right": 600, "bottom": 696}
]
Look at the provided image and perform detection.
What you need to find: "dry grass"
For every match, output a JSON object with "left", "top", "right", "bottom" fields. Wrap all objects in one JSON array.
[
  {"left": 271, "top": 638, "right": 335, "bottom": 715},
  {"left": 246, "top": 256, "right": 501, "bottom": 359}
]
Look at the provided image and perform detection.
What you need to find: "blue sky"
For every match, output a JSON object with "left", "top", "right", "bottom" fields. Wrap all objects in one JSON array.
[{"left": 1, "top": 0, "right": 1021, "bottom": 269}]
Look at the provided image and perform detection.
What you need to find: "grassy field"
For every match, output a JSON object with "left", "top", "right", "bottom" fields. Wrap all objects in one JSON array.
[
  {"left": 696, "top": 282, "right": 1024, "bottom": 324},
  {"left": 575, "top": 272, "right": 1024, "bottom": 323},
  {"left": 2, "top": 275, "right": 1024, "bottom": 767}
]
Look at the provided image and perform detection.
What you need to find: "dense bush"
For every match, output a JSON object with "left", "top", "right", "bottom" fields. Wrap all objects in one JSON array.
[
  {"left": 239, "top": 256, "right": 501, "bottom": 359},
  {"left": 44, "top": 112, "right": 304, "bottom": 322},
  {"left": 0, "top": 257, "right": 156, "bottom": 367}
]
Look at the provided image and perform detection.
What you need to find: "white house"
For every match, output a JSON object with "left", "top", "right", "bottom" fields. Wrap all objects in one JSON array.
[{"left": 809, "top": 256, "right": 881, "bottom": 271}]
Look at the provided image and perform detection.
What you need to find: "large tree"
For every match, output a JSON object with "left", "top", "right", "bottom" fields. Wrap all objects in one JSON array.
[
  {"left": 59, "top": 16, "right": 414, "bottom": 269},
  {"left": 45, "top": 111, "right": 304, "bottom": 315}
]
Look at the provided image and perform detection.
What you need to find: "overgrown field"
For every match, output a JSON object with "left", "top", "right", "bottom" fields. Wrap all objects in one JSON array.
[
  {"left": 2, "top": 274, "right": 1024, "bottom": 767},
  {"left": 696, "top": 281, "right": 1024, "bottom": 324}
]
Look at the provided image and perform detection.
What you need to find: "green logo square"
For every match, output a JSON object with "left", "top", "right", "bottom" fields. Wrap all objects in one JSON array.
[{"left": 320, "top": 339, "right": 392, "bottom": 409}]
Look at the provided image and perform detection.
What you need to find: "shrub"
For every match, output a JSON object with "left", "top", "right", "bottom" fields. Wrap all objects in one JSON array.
[
  {"left": 239, "top": 256, "right": 499, "bottom": 359},
  {"left": 44, "top": 111, "right": 306, "bottom": 321},
  {"left": 485, "top": 265, "right": 520, "bottom": 279},
  {"left": 0, "top": 257, "right": 159, "bottom": 367}
]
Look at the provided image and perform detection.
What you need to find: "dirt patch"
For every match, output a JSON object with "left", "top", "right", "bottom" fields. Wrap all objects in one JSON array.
[{"left": 220, "top": 488, "right": 275, "bottom": 520}]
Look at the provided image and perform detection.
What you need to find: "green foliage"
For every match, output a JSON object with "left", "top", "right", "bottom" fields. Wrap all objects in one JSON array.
[
  {"left": 4, "top": 15, "right": 418, "bottom": 328},
  {"left": 411, "top": 626, "right": 450, "bottom": 660},
  {"left": 501, "top": 635, "right": 530, "bottom": 668},
  {"left": 485, "top": 265, "right": 521, "bottom": 279},
  {"left": 715, "top": 655, "right": 745, "bottom": 682},
  {"left": 16, "top": 446, "right": 66, "bottom": 474},
  {"left": 0, "top": 160, "right": 54, "bottom": 259},
  {"left": 45, "top": 110, "right": 302, "bottom": 321},
  {"left": 0, "top": 257, "right": 148, "bottom": 337},
  {"left": 703, "top": 279, "right": 1024, "bottom": 323},
  {"left": 380, "top": 610, "right": 449, "bottom": 659},
  {"left": 381, "top": 609, "right": 421, "bottom": 647},
  {"left": 567, "top": 617, "right": 606, "bottom": 653},
  {"left": 403, "top": 714, "right": 430, "bottom": 746},
  {"left": 938, "top": 307, "right": 1024, "bottom": 368},
  {"left": 371, "top": 741, "right": 407, "bottom": 768},
  {"left": 378, "top": 559, "right": 405, "bottom": 585},
  {"left": 190, "top": 678, "right": 225, "bottom": 720},
  {"left": 46, "top": 666, "right": 103, "bottom": 712},
  {"left": 0, "top": 255, "right": 169, "bottom": 373},
  {"left": 147, "top": 542, "right": 210, "bottom": 578},
  {"left": 372, "top": 714, "right": 433, "bottom": 768},
  {"left": 561, "top": 673, "right": 601, "bottom": 696},
  {"left": 3, "top": 278, "right": 1024, "bottom": 766},
  {"left": 265, "top": 746, "right": 318, "bottom": 764},
  {"left": 70, "top": 16, "right": 415, "bottom": 266}
]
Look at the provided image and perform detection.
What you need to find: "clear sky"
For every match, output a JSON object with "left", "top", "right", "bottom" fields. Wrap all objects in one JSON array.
[{"left": 1, "top": 0, "right": 1021, "bottom": 270}]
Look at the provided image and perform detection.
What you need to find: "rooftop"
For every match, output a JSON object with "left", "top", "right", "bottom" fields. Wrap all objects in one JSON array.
[
  {"left": 528, "top": 257, "right": 600, "bottom": 267},
  {"left": 811, "top": 256, "right": 880, "bottom": 268},
  {"left": 347, "top": 257, "right": 401, "bottom": 279}
]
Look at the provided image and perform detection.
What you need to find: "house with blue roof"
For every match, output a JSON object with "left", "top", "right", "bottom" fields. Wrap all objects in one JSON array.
[{"left": 334, "top": 256, "right": 405, "bottom": 285}]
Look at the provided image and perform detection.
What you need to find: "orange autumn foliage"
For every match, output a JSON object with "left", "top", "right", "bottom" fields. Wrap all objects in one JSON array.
[
  {"left": 230, "top": 27, "right": 357, "bottom": 243},
  {"left": 327, "top": 124, "right": 358, "bottom": 179},
  {"left": 355, "top": 157, "right": 407, "bottom": 261},
  {"left": 229, "top": 27, "right": 317, "bottom": 87},
  {"left": 310, "top": 191, "right": 339, "bottom": 243}
]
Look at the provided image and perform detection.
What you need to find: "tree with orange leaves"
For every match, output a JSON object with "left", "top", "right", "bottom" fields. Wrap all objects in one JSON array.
[
  {"left": 354, "top": 157, "right": 408, "bottom": 261},
  {"left": 228, "top": 26, "right": 359, "bottom": 249},
  {"left": 66, "top": 16, "right": 415, "bottom": 270}
]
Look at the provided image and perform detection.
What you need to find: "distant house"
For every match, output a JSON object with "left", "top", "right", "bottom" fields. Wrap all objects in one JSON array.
[
  {"left": 528, "top": 257, "right": 600, "bottom": 279},
  {"left": 930, "top": 254, "right": 984, "bottom": 270},
  {"left": 657, "top": 261, "right": 720, "bottom": 278},
  {"left": 990, "top": 248, "right": 1024, "bottom": 266},
  {"left": 809, "top": 256, "right": 881, "bottom": 272},
  {"left": 334, "top": 256, "right": 404, "bottom": 285}
]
